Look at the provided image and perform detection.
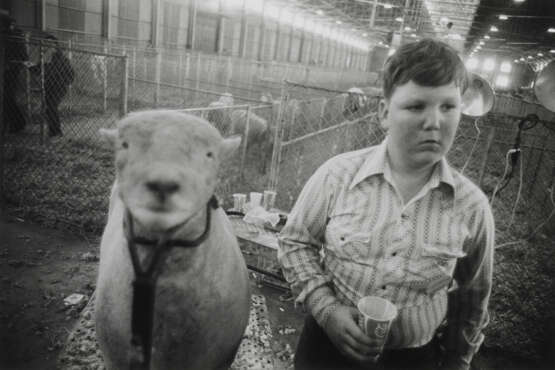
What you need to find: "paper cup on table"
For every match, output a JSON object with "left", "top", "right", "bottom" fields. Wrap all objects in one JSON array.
[
  {"left": 232, "top": 193, "right": 246, "bottom": 212},
  {"left": 262, "top": 190, "right": 277, "bottom": 211},
  {"left": 357, "top": 296, "right": 397, "bottom": 352},
  {"left": 249, "top": 192, "right": 263, "bottom": 208}
]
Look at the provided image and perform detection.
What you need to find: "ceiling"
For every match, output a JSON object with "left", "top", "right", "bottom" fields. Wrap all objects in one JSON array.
[{"left": 295, "top": 0, "right": 555, "bottom": 70}]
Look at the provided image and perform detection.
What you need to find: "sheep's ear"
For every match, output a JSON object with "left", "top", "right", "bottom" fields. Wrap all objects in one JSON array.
[
  {"left": 99, "top": 128, "right": 118, "bottom": 148},
  {"left": 221, "top": 135, "right": 242, "bottom": 157}
]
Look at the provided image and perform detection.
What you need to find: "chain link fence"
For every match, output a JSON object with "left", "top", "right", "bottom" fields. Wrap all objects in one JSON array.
[{"left": 267, "top": 81, "right": 555, "bottom": 241}]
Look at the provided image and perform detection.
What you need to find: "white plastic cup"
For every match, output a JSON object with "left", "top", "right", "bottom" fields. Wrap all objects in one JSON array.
[
  {"left": 232, "top": 193, "right": 246, "bottom": 212},
  {"left": 357, "top": 296, "right": 398, "bottom": 353},
  {"left": 262, "top": 190, "right": 277, "bottom": 211},
  {"left": 249, "top": 192, "right": 263, "bottom": 208}
]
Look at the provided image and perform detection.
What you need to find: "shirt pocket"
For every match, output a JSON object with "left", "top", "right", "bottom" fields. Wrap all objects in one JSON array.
[
  {"left": 407, "top": 242, "right": 465, "bottom": 295},
  {"left": 325, "top": 226, "right": 372, "bottom": 261}
]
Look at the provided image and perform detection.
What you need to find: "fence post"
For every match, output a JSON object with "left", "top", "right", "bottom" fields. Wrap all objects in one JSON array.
[
  {"left": 154, "top": 50, "right": 161, "bottom": 107},
  {"left": 478, "top": 127, "right": 495, "bottom": 188},
  {"left": 67, "top": 39, "right": 73, "bottom": 114},
  {"left": 131, "top": 47, "right": 136, "bottom": 107},
  {"left": 102, "top": 42, "right": 108, "bottom": 113},
  {"left": 194, "top": 53, "right": 201, "bottom": 103},
  {"left": 226, "top": 56, "right": 232, "bottom": 91},
  {"left": 268, "top": 82, "right": 287, "bottom": 190},
  {"left": 239, "top": 106, "right": 252, "bottom": 177},
  {"left": 120, "top": 54, "right": 128, "bottom": 117},
  {"left": 24, "top": 33, "right": 31, "bottom": 126},
  {"left": 39, "top": 39, "right": 45, "bottom": 144}
]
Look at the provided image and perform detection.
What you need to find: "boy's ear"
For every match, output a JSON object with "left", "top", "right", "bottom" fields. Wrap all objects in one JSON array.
[
  {"left": 378, "top": 99, "right": 389, "bottom": 131},
  {"left": 99, "top": 128, "right": 118, "bottom": 148}
]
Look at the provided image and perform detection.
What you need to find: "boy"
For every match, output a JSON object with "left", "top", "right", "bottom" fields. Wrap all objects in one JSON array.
[{"left": 278, "top": 38, "right": 494, "bottom": 370}]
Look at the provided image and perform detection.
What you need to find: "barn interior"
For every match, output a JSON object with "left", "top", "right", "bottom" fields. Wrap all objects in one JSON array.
[{"left": 1, "top": 1, "right": 555, "bottom": 369}]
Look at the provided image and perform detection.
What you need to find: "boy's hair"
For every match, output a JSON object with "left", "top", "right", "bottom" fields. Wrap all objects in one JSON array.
[{"left": 381, "top": 38, "right": 468, "bottom": 100}]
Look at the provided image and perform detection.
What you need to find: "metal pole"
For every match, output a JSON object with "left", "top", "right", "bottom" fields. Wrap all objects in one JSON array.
[
  {"left": 239, "top": 106, "right": 251, "bottom": 176},
  {"left": 67, "top": 39, "right": 73, "bottom": 114},
  {"left": 103, "top": 42, "right": 108, "bottom": 113},
  {"left": 154, "top": 50, "right": 161, "bottom": 107},
  {"left": 268, "top": 82, "right": 286, "bottom": 190},
  {"left": 39, "top": 40, "right": 45, "bottom": 144},
  {"left": 120, "top": 54, "right": 129, "bottom": 117}
]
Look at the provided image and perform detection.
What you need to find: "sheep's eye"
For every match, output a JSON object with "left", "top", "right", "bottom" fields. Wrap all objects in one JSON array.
[
  {"left": 122, "top": 141, "right": 129, "bottom": 149},
  {"left": 206, "top": 151, "right": 213, "bottom": 158}
]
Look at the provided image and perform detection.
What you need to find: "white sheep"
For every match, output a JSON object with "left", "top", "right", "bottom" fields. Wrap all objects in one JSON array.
[{"left": 95, "top": 110, "right": 250, "bottom": 370}]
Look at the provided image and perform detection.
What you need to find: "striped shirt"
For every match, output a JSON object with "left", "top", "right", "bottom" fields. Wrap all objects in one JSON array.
[{"left": 277, "top": 138, "right": 494, "bottom": 367}]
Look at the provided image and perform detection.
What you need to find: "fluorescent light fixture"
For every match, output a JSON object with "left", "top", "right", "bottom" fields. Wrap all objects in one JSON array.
[
  {"left": 484, "top": 35, "right": 490, "bottom": 39},
  {"left": 411, "top": 33, "right": 417, "bottom": 37},
  {"left": 538, "top": 52, "right": 544, "bottom": 57},
  {"left": 500, "top": 61, "right": 512, "bottom": 73},
  {"left": 513, "top": 0, "right": 525, "bottom": 2},
  {"left": 520, "top": 57, "right": 525, "bottom": 61},
  {"left": 499, "top": 15, "right": 508, "bottom": 20},
  {"left": 316, "top": 9, "right": 324, "bottom": 15},
  {"left": 527, "top": 55, "right": 533, "bottom": 59},
  {"left": 395, "top": 17, "right": 403, "bottom": 22},
  {"left": 479, "top": 41, "right": 485, "bottom": 45},
  {"left": 550, "top": 49, "right": 555, "bottom": 53},
  {"left": 336, "top": 20, "right": 342, "bottom": 24},
  {"left": 548, "top": 28, "right": 555, "bottom": 33},
  {"left": 483, "top": 58, "right": 496, "bottom": 71},
  {"left": 383, "top": 3, "right": 393, "bottom": 9},
  {"left": 404, "top": 26, "right": 412, "bottom": 31},
  {"left": 496, "top": 75, "right": 510, "bottom": 88},
  {"left": 466, "top": 58, "right": 479, "bottom": 69},
  {"left": 490, "top": 26, "right": 499, "bottom": 32}
]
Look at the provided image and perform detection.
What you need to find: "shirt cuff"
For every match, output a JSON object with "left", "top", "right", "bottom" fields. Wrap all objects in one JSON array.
[{"left": 305, "top": 286, "right": 340, "bottom": 329}]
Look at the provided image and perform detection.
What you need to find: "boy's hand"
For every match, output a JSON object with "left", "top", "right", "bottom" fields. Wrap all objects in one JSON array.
[{"left": 323, "top": 304, "right": 382, "bottom": 363}]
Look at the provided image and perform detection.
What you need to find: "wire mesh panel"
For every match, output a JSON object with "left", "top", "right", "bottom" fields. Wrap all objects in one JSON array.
[
  {"left": 269, "top": 81, "right": 384, "bottom": 210},
  {"left": 2, "top": 37, "right": 126, "bottom": 233}
]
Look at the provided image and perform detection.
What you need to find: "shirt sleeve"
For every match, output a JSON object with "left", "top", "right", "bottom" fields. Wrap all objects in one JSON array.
[
  {"left": 277, "top": 162, "right": 340, "bottom": 327},
  {"left": 445, "top": 197, "right": 495, "bottom": 369}
]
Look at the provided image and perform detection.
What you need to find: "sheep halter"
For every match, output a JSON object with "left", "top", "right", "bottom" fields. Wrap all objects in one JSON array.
[{"left": 124, "top": 195, "right": 219, "bottom": 370}]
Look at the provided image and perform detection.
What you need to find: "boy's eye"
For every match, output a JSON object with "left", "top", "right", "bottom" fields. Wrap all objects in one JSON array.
[
  {"left": 441, "top": 104, "right": 457, "bottom": 111},
  {"left": 122, "top": 141, "right": 129, "bottom": 149},
  {"left": 406, "top": 104, "right": 424, "bottom": 111}
]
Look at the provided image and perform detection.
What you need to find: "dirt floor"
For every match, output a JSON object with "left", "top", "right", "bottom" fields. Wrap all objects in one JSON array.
[{"left": 0, "top": 213, "right": 549, "bottom": 370}]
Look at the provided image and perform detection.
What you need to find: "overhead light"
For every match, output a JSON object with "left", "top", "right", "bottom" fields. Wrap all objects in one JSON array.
[
  {"left": 395, "top": 17, "right": 403, "bottom": 22},
  {"left": 520, "top": 57, "right": 525, "bottom": 61},
  {"left": 411, "top": 33, "right": 417, "bottom": 37},
  {"left": 548, "top": 28, "right": 555, "bottom": 33},
  {"left": 514, "top": 59, "right": 519, "bottom": 63},
  {"left": 538, "top": 52, "right": 544, "bottom": 57},
  {"left": 383, "top": 3, "right": 393, "bottom": 9},
  {"left": 550, "top": 49, "right": 555, "bottom": 53},
  {"left": 336, "top": 20, "right": 342, "bottom": 24},
  {"left": 404, "top": 26, "right": 412, "bottom": 31},
  {"left": 484, "top": 35, "right": 490, "bottom": 39},
  {"left": 316, "top": 9, "right": 324, "bottom": 15},
  {"left": 513, "top": 0, "right": 525, "bottom": 2},
  {"left": 362, "top": 32, "right": 368, "bottom": 37},
  {"left": 499, "top": 15, "right": 508, "bottom": 20},
  {"left": 527, "top": 55, "right": 533, "bottom": 59},
  {"left": 479, "top": 41, "right": 485, "bottom": 45},
  {"left": 490, "top": 26, "right": 499, "bottom": 32}
]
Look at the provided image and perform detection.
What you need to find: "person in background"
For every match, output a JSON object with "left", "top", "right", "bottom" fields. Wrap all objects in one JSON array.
[
  {"left": 33, "top": 35, "right": 74, "bottom": 137},
  {"left": 278, "top": 38, "right": 494, "bottom": 370},
  {"left": 4, "top": 18, "right": 30, "bottom": 134}
]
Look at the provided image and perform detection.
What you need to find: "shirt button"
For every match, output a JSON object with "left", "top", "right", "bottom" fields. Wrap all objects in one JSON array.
[{"left": 391, "top": 252, "right": 397, "bottom": 257}]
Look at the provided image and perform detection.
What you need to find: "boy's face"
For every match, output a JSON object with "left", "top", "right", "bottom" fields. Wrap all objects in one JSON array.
[{"left": 379, "top": 80, "right": 462, "bottom": 171}]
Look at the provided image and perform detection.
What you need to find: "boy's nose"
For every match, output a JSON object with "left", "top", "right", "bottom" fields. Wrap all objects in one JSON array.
[{"left": 423, "top": 109, "right": 441, "bottom": 130}]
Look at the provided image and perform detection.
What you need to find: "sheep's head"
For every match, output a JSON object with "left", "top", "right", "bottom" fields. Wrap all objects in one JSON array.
[{"left": 100, "top": 110, "right": 241, "bottom": 232}]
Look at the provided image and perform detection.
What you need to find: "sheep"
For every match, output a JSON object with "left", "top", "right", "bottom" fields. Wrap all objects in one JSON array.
[
  {"left": 95, "top": 110, "right": 250, "bottom": 370},
  {"left": 206, "top": 93, "right": 234, "bottom": 135}
]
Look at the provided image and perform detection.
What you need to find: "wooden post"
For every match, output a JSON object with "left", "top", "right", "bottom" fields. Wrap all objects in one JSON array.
[
  {"left": 478, "top": 127, "right": 496, "bottom": 188},
  {"left": 154, "top": 50, "right": 161, "bottom": 107},
  {"left": 120, "top": 54, "right": 128, "bottom": 117},
  {"left": 102, "top": 0, "right": 111, "bottom": 40}
]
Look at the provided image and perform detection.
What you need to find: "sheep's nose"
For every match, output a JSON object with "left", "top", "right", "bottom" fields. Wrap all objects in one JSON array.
[{"left": 146, "top": 180, "right": 180, "bottom": 200}]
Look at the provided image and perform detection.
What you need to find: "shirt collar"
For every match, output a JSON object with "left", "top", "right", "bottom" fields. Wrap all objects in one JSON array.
[{"left": 349, "top": 138, "right": 457, "bottom": 199}]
